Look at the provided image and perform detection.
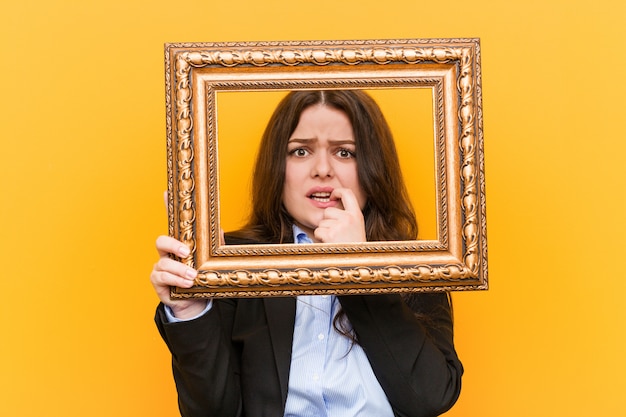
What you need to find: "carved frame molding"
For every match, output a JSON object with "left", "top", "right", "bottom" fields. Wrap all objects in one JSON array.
[{"left": 164, "top": 38, "right": 488, "bottom": 297}]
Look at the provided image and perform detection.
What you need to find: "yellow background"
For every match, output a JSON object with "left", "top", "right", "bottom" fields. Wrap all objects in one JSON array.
[
  {"left": 1, "top": 0, "right": 624, "bottom": 416},
  {"left": 217, "top": 88, "right": 437, "bottom": 239}
]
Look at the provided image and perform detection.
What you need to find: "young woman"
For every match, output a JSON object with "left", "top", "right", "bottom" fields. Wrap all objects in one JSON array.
[{"left": 151, "top": 90, "right": 463, "bottom": 417}]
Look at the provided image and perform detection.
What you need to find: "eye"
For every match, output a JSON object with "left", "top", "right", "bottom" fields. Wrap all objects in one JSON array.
[
  {"left": 336, "top": 148, "right": 356, "bottom": 159},
  {"left": 289, "top": 147, "right": 309, "bottom": 157}
]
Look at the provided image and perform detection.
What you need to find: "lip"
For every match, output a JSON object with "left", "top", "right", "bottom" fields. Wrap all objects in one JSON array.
[{"left": 306, "top": 186, "right": 338, "bottom": 208}]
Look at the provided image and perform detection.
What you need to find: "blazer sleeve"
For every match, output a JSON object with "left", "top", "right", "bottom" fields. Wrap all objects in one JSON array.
[
  {"left": 338, "top": 293, "right": 463, "bottom": 417},
  {"left": 154, "top": 299, "right": 243, "bottom": 417}
]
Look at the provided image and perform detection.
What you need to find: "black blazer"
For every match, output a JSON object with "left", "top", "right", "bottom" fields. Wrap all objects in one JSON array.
[{"left": 155, "top": 292, "right": 463, "bottom": 417}]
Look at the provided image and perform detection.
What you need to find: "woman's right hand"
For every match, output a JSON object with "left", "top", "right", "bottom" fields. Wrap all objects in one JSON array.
[{"left": 150, "top": 235, "right": 208, "bottom": 319}]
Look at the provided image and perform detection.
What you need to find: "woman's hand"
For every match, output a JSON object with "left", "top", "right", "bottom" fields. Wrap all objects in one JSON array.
[
  {"left": 150, "top": 235, "right": 207, "bottom": 319},
  {"left": 314, "top": 187, "right": 366, "bottom": 243}
]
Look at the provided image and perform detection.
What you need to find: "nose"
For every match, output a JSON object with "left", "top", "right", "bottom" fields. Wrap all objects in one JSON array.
[{"left": 311, "top": 153, "right": 333, "bottom": 178}]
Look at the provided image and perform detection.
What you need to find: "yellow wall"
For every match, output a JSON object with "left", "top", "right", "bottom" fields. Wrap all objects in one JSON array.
[
  {"left": 218, "top": 88, "right": 437, "bottom": 238},
  {"left": 1, "top": 0, "right": 624, "bottom": 416}
]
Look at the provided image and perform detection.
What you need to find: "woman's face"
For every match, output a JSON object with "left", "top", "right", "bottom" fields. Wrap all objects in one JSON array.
[{"left": 282, "top": 104, "right": 367, "bottom": 238}]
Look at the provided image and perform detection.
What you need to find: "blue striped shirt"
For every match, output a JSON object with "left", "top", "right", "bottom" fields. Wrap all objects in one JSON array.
[{"left": 284, "top": 228, "right": 394, "bottom": 417}]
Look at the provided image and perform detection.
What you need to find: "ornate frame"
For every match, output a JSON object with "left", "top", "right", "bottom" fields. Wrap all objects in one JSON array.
[{"left": 165, "top": 38, "right": 488, "bottom": 298}]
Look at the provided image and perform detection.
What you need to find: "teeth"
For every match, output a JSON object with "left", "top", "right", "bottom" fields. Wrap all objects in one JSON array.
[{"left": 310, "top": 192, "right": 331, "bottom": 202}]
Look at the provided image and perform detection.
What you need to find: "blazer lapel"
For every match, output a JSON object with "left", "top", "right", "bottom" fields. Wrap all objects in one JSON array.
[{"left": 263, "top": 297, "right": 296, "bottom": 404}]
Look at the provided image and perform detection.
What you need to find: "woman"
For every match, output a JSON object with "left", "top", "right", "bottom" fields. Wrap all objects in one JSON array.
[{"left": 151, "top": 90, "right": 463, "bottom": 417}]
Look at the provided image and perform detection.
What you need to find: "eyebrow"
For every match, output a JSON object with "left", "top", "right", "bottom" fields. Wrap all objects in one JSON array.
[{"left": 287, "top": 138, "right": 356, "bottom": 145}]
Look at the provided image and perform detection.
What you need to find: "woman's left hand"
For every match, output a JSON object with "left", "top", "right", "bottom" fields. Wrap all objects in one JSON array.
[{"left": 314, "top": 187, "right": 366, "bottom": 243}]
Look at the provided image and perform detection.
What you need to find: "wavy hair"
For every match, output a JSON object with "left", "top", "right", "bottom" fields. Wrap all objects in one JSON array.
[{"left": 233, "top": 89, "right": 418, "bottom": 243}]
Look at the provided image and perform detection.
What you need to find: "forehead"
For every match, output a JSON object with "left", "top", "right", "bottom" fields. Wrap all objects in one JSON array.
[{"left": 290, "top": 104, "right": 354, "bottom": 139}]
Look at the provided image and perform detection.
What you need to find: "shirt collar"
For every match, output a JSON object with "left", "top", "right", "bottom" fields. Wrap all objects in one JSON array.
[{"left": 292, "top": 224, "right": 313, "bottom": 244}]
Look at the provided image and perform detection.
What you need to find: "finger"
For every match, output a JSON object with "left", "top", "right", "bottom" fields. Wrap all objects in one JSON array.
[
  {"left": 322, "top": 207, "right": 347, "bottom": 220},
  {"left": 155, "top": 256, "right": 197, "bottom": 278},
  {"left": 330, "top": 188, "right": 361, "bottom": 215},
  {"left": 156, "top": 235, "right": 191, "bottom": 258},
  {"left": 163, "top": 190, "right": 169, "bottom": 212},
  {"left": 313, "top": 228, "right": 327, "bottom": 243},
  {"left": 152, "top": 267, "right": 197, "bottom": 289},
  {"left": 220, "top": 228, "right": 225, "bottom": 245},
  {"left": 150, "top": 257, "right": 198, "bottom": 290},
  {"left": 316, "top": 218, "right": 340, "bottom": 229}
]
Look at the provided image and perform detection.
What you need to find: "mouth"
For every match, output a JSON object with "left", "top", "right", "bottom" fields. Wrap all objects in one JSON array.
[{"left": 308, "top": 191, "right": 332, "bottom": 203}]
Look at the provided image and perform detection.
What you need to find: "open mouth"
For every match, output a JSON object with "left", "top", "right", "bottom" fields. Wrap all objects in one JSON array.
[{"left": 309, "top": 191, "right": 332, "bottom": 203}]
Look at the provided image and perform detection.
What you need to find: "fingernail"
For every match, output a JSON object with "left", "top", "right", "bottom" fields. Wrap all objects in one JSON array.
[
  {"left": 185, "top": 269, "right": 197, "bottom": 279},
  {"left": 179, "top": 246, "right": 190, "bottom": 257}
]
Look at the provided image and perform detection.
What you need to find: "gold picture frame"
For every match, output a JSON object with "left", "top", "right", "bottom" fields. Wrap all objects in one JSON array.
[{"left": 165, "top": 38, "right": 488, "bottom": 298}]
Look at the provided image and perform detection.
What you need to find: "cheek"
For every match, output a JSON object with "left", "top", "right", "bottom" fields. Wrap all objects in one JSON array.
[
  {"left": 340, "top": 166, "right": 367, "bottom": 208},
  {"left": 283, "top": 163, "right": 295, "bottom": 193},
  {"left": 355, "top": 188, "right": 368, "bottom": 210},
  {"left": 282, "top": 164, "right": 299, "bottom": 204}
]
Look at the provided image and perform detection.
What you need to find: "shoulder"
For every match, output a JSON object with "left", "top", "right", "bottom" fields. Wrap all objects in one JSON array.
[{"left": 402, "top": 292, "right": 452, "bottom": 315}]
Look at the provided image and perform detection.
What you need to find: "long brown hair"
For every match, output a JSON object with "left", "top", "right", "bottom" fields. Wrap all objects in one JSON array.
[{"left": 233, "top": 89, "right": 418, "bottom": 243}]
